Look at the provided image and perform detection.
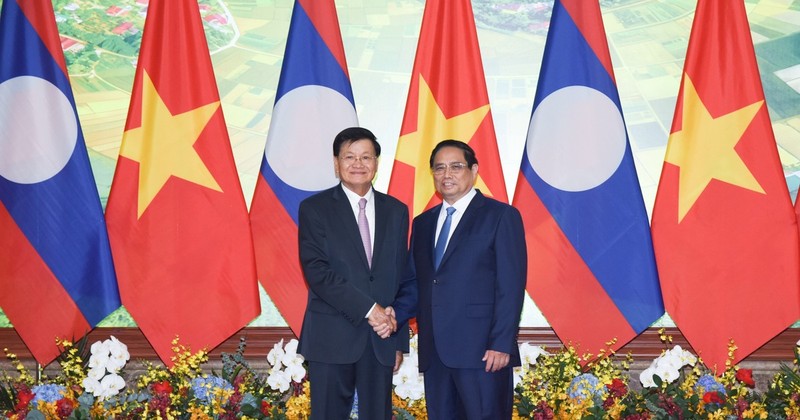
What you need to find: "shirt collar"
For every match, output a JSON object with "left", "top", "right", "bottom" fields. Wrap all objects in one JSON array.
[
  {"left": 340, "top": 183, "right": 374, "bottom": 205},
  {"left": 441, "top": 188, "right": 476, "bottom": 214}
]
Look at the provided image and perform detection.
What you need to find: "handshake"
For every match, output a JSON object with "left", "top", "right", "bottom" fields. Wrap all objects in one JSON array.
[{"left": 367, "top": 304, "right": 397, "bottom": 339}]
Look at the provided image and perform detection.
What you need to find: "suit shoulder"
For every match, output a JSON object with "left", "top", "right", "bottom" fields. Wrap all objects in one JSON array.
[
  {"left": 479, "top": 197, "right": 523, "bottom": 223},
  {"left": 375, "top": 190, "right": 408, "bottom": 211},
  {"left": 481, "top": 195, "right": 516, "bottom": 211},
  {"left": 413, "top": 205, "right": 440, "bottom": 224},
  {"left": 300, "top": 186, "right": 338, "bottom": 208}
]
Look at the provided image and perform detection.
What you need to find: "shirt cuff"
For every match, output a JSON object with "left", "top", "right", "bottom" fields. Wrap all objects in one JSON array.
[{"left": 365, "top": 303, "right": 376, "bottom": 318}]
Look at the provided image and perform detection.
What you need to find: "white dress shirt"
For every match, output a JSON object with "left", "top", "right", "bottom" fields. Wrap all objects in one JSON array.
[{"left": 435, "top": 188, "right": 477, "bottom": 251}]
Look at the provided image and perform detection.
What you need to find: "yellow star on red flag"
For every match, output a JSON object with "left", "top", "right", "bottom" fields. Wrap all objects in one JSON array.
[
  {"left": 119, "top": 70, "right": 222, "bottom": 218},
  {"left": 665, "top": 74, "right": 764, "bottom": 222},
  {"left": 395, "top": 75, "right": 493, "bottom": 215}
]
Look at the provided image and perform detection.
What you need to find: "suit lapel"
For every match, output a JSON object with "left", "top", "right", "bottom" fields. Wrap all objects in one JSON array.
[
  {"left": 438, "top": 191, "right": 485, "bottom": 270},
  {"left": 332, "top": 185, "right": 371, "bottom": 270},
  {"left": 372, "top": 192, "right": 388, "bottom": 269},
  {"left": 417, "top": 205, "right": 439, "bottom": 271}
]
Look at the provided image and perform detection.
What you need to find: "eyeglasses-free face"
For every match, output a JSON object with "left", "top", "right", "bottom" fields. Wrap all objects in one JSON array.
[
  {"left": 333, "top": 139, "right": 378, "bottom": 196},
  {"left": 431, "top": 146, "right": 477, "bottom": 205}
]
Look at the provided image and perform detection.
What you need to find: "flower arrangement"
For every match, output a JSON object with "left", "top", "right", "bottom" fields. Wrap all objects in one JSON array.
[
  {"left": 512, "top": 331, "right": 773, "bottom": 419},
  {"left": 391, "top": 334, "right": 427, "bottom": 419},
  {"left": 6, "top": 331, "right": 800, "bottom": 419},
  {"left": 0, "top": 336, "right": 309, "bottom": 419}
]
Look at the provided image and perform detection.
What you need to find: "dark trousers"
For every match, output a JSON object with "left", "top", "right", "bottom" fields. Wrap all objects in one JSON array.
[
  {"left": 423, "top": 345, "right": 514, "bottom": 420},
  {"left": 308, "top": 339, "right": 393, "bottom": 420}
]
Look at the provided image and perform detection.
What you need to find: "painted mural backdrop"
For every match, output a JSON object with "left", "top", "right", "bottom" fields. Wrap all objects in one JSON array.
[{"left": 0, "top": 0, "right": 799, "bottom": 328}]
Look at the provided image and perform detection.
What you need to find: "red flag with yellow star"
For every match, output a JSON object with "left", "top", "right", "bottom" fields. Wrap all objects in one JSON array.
[
  {"left": 651, "top": 0, "right": 800, "bottom": 371},
  {"left": 388, "top": 0, "right": 507, "bottom": 218},
  {"left": 105, "top": 0, "right": 260, "bottom": 364}
]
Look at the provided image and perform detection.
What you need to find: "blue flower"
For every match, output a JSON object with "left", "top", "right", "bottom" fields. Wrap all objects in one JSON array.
[
  {"left": 31, "top": 384, "right": 66, "bottom": 404},
  {"left": 349, "top": 391, "right": 359, "bottom": 419},
  {"left": 190, "top": 375, "right": 233, "bottom": 405},
  {"left": 694, "top": 374, "right": 726, "bottom": 395},
  {"left": 567, "top": 373, "right": 605, "bottom": 404}
]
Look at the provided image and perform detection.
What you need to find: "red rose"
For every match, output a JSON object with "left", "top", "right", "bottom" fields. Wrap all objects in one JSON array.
[
  {"left": 152, "top": 381, "right": 173, "bottom": 395},
  {"left": 14, "top": 387, "right": 34, "bottom": 411},
  {"left": 261, "top": 400, "right": 272, "bottom": 416},
  {"left": 703, "top": 391, "right": 725, "bottom": 405},
  {"left": 736, "top": 368, "right": 755, "bottom": 387},
  {"left": 56, "top": 398, "right": 75, "bottom": 418},
  {"left": 606, "top": 378, "right": 628, "bottom": 399}
]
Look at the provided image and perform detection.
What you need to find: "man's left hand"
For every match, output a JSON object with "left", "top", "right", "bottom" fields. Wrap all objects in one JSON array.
[
  {"left": 482, "top": 350, "right": 510, "bottom": 372},
  {"left": 394, "top": 351, "right": 404, "bottom": 372}
]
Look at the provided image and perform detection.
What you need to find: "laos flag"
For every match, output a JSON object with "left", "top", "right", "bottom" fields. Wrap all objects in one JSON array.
[
  {"left": 512, "top": 0, "right": 663, "bottom": 356},
  {"left": 0, "top": 0, "right": 120, "bottom": 365},
  {"left": 249, "top": 0, "right": 357, "bottom": 335}
]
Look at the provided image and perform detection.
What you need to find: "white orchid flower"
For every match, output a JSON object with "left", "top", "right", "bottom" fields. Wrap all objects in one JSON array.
[
  {"left": 394, "top": 374, "right": 424, "bottom": 401},
  {"left": 392, "top": 362, "right": 418, "bottom": 387},
  {"left": 652, "top": 363, "right": 680, "bottom": 384},
  {"left": 82, "top": 376, "right": 102, "bottom": 396},
  {"left": 639, "top": 367, "right": 657, "bottom": 388},
  {"left": 87, "top": 366, "right": 106, "bottom": 381},
  {"left": 267, "top": 339, "right": 286, "bottom": 368},
  {"left": 108, "top": 336, "right": 130, "bottom": 358},
  {"left": 90, "top": 339, "right": 111, "bottom": 357},
  {"left": 663, "top": 345, "right": 696, "bottom": 368},
  {"left": 518, "top": 342, "right": 547, "bottom": 370},
  {"left": 283, "top": 339, "right": 299, "bottom": 356},
  {"left": 98, "top": 373, "right": 126, "bottom": 400},
  {"left": 267, "top": 368, "right": 291, "bottom": 393},
  {"left": 281, "top": 339, "right": 305, "bottom": 367},
  {"left": 513, "top": 366, "right": 525, "bottom": 388},
  {"left": 99, "top": 336, "right": 129, "bottom": 373},
  {"left": 285, "top": 361, "right": 306, "bottom": 382},
  {"left": 88, "top": 351, "right": 110, "bottom": 371}
]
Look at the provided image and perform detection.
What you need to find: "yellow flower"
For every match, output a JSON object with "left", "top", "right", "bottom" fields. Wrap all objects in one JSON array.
[
  {"left": 285, "top": 381, "right": 311, "bottom": 419},
  {"left": 187, "top": 405, "right": 213, "bottom": 419},
  {"left": 742, "top": 402, "right": 768, "bottom": 419}
]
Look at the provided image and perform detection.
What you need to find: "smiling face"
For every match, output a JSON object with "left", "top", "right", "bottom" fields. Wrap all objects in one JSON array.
[
  {"left": 333, "top": 139, "right": 378, "bottom": 196},
  {"left": 432, "top": 146, "right": 478, "bottom": 205}
]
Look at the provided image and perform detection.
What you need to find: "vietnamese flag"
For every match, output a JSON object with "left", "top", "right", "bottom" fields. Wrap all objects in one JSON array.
[
  {"left": 388, "top": 0, "right": 507, "bottom": 219},
  {"left": 651, "top": 0, "right": 800, "bottom": 371},
  {"left": 105, "top": 0, "right": 260, "bottom": 364}
]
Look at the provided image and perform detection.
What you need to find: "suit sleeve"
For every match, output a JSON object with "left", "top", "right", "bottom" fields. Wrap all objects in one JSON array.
[
  {"left": 391, "top": 221, "right": 417, "bottom": 328},
  {"left": 391, "top": 204, "right": 413, "bottom": 353},
  {"left": 488, "top": 206, "right": 527, "bottom": 354},
  {"left": 298, "top": 199, "right": 374, "bottom": 325}
]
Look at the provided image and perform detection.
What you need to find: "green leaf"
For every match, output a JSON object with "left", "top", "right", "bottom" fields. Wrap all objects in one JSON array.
[
  {"left": 652, "top": 374, "right": 663, "bottom": 388},
  {"left": 25, "top": 409, "right": 47, "bottom": 420}
]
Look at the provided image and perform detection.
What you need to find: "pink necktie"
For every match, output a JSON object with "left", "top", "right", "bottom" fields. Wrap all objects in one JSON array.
[{"left": 358, "top": 198, "right": 372, "bottom": 267}]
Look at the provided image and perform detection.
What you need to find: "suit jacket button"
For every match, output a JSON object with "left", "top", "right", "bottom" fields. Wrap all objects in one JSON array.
[
  {"left": 369, "top": 276, "right": 374, "bottom": 282},
  {"left": 433, "top": 279, "right": 438, "bottom": 285}
]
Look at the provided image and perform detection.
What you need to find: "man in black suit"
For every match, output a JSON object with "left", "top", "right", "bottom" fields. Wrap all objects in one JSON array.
[
  {"left": 393, "top": 139, "right": 527, "bottom": 419},
  {"left": 297, "top": 127, "right": 409, "bottom": 419}
]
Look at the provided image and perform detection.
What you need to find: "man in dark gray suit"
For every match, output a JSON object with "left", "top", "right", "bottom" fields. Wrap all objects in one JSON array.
[{"left": 297, "top": 127, "right": 409, "bottom": 419}]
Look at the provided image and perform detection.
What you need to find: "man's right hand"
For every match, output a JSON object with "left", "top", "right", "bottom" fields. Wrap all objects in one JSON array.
[{"left": 368, "top": 304, "right": 397, "bottom": 338}]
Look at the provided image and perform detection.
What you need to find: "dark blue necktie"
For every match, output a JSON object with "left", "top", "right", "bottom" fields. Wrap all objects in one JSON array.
[{"left": 434, "top": 207, "right": 456, "bottom": 269}]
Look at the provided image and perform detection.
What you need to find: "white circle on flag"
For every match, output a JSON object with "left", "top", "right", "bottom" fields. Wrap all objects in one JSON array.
[
  {"left": 265, "top": 85, "right": 358, "bottom": 191},
  {"left": 526, "top": 85, "right": 626, "bottom": 192},
  {"left": 0, "top": 76, "right": 77, "bottom": 184}
]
